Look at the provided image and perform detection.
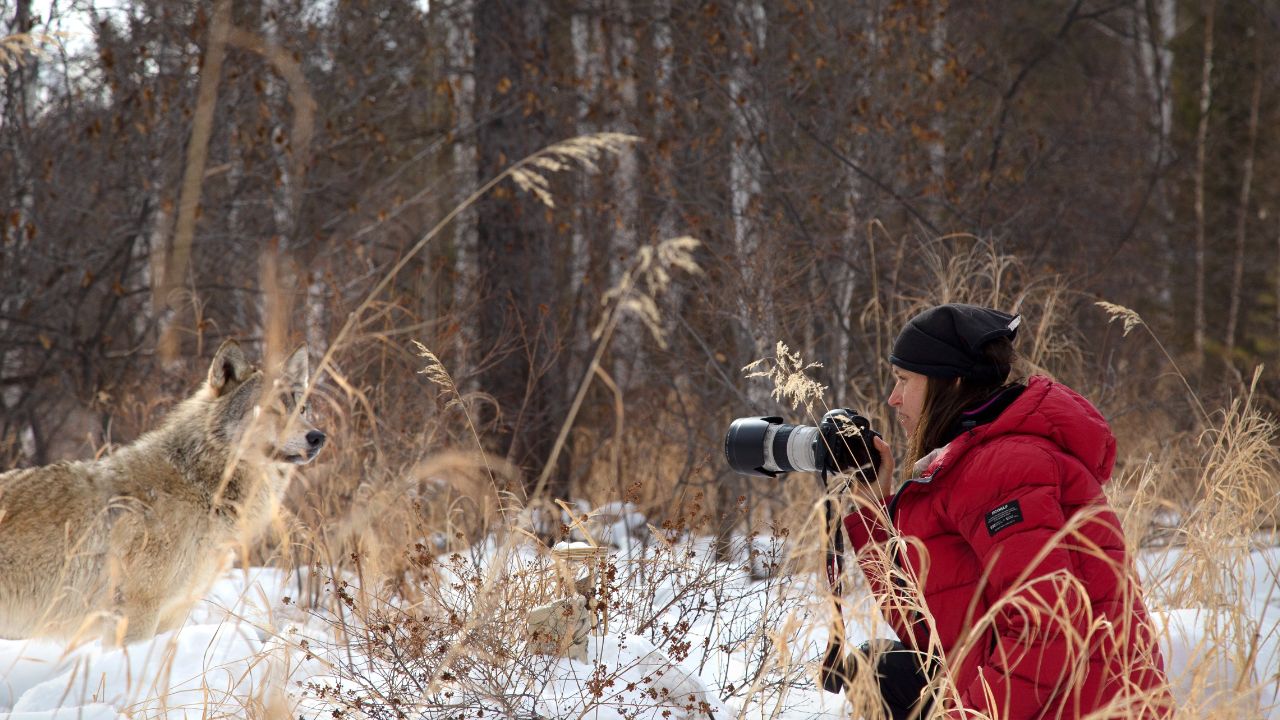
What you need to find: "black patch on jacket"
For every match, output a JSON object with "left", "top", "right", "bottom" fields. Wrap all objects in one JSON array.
[
  {"left": 985, "top": 500, "right": 1024, "bottom": 536},
  {"left": 939, "top": 383, "right": 1027, "bottom": 447}
]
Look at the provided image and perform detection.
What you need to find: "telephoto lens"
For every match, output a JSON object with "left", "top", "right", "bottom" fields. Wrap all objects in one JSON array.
[
  {"left": 723, "top": 417, "right": 823, "bottom": 477},
  {"left": 724, "top": 409, "right": 881, "bottom": 479}
]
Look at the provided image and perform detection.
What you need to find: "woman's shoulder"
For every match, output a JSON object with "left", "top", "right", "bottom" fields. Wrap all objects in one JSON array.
[
  {"left": 940, "top": 436, "right": 1063, "bottom": 494},
  {"left": 946, "top": 416, "right": 1061, "bottom": 468},
  {"left": 929, "top": 441, "right": 1063, "bottom": 524},
  {"left": 966, "top": 433, "right": 1062, "bottom": 468}
]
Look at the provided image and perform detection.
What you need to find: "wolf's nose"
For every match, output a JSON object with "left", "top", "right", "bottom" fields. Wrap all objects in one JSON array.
[{"left": 306, "top": 430, "right": 326, "bottom": 450}]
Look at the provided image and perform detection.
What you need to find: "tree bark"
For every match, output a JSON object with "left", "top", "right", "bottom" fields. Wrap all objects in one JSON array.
[
  {"left": 159, "top": 0, "right": 232, "bottom": 362},
  {"left": 1191, "top": 0, "right": 1215, "bottom": 369},
  {"left": 0, "top": 0, "right": 35, "bottom": 460},
  {"left": 473, "top": 0, "right": 572, "bottom": 500},
  {"left": 1223, "top": 30, "right": 1260, "bottom": 364},
  {"left": 1137, "top": 0, "right": 1176, "bottom": 310},
  {"left": 444, "top": 0, "right": 479, "bottom": 388}
]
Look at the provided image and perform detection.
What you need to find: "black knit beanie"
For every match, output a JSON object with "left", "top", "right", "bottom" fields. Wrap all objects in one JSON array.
[{"left": 889, "top": 304, "right": 1021, "bottom": 381}]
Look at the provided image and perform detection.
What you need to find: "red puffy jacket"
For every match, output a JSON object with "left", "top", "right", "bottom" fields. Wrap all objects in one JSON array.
[{"left": 844, "top": 376, "right": 1171, "bottom": 719}]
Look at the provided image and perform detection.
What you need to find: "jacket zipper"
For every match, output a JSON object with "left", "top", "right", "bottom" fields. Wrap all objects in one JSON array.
[
  {"left": 887, "top": 468, "right": 939, "bottom": 527},
  {"left": 884, "top": 467, "right": 941, "bottom": 648}
]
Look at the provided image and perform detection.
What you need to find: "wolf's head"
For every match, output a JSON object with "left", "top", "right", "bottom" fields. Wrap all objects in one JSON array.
[{"left": 205, "top": 340, "right": 327, "bottom": 465}]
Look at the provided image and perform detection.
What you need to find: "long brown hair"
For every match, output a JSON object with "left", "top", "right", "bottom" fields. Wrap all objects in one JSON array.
[{"left": 905, "top": 337, "right": 1019, "bottom": 469}]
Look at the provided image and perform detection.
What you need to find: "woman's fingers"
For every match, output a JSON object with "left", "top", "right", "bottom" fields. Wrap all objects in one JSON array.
[
  {"left": 873, "top": 435, "right": 895, "bottom": 475},
  {"left": 872, "top": 435, "right": 896, "bottom": 497}
]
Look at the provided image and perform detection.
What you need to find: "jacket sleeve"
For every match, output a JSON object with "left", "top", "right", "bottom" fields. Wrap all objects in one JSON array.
[
  {"left": 844, "top": 500, "right": 914, "bottom": 641},
  {"left": 947, "top": 445, "right": 1092, "bottom": 719},
  {"left": 844, "top": 501, "right": 890, "bottom": 552}
]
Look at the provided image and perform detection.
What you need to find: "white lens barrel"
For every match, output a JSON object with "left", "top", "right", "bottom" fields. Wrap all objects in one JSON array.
[{"left": 762, "top": 424, "right": 819, "bottom": 473}]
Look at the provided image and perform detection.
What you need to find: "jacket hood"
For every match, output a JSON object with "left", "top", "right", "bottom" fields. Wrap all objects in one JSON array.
[{"left": 927, "top": 376, "right": 1117, "bottom": 484}]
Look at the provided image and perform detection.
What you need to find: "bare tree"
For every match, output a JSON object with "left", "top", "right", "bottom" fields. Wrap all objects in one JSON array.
[
  {"left": 472, "top": 0, "right": 576, "bottom": 499},
  {"left": 1192, "top": 0, "right": 1216, "bottom": 369},
  {"left": 1224, "top": 28, "right": 1261, "bottom": 365}
]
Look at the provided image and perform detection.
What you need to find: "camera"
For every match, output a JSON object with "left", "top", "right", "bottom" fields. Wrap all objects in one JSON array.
[{"left": 724, "top": 408, "right": 882, "bottom": 480}]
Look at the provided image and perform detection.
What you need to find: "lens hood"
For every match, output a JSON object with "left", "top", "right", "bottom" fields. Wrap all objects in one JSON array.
[{"left": 724, "top": 416, "right": 783, "bottom": 477}]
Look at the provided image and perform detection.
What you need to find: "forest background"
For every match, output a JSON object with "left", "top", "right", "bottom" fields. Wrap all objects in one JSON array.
[{"left": 2, "top": 0, "right": 1278, "bottom": 574}]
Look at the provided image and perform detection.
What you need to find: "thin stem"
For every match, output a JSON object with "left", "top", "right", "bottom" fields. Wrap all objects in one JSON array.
[{"left": 529, "top": 296, "right": 626, "bottom": 500}]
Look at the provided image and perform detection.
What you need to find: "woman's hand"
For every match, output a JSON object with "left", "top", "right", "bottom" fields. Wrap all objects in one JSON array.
[
  {"left": 850, "top": 435, "right": 896, "bottom": 504},
  {"left": 870, "top": 435, "right": 897, "bottom": 499}
]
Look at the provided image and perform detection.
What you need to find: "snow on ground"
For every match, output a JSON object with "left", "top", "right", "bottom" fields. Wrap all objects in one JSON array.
[
  {"left": 1138, "top": 546, "right": 1280, "bottom": 718},
  {"left": 1, "top": 523, "right": 1277, "bottom": 719}
]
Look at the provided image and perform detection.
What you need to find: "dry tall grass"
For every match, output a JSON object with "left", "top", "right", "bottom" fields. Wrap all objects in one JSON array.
[
  {"left": 264, "top": 232, "right": 1277, "bottom": 719},
  {"left": 8, "top": 136, "right": 1278, "bottom": 719}
]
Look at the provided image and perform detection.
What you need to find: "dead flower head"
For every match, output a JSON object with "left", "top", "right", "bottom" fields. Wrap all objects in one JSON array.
[
  {"left": 598, "top": 236, "right": 702, "bottom": 349},
  {"left": 509, "top": 133, "right": 643, "bottom": 209},
  {"left": 1095, "top": 301, "right": 1144, "bottom": 337},
  {"left": 743, "top": 342, "right": 828, "bottom": 412},
  {"left": 412, "top": 340, "right": 460, "bottom": 408}
]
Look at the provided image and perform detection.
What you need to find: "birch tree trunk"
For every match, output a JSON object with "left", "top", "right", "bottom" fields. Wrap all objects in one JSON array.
[
  {"left": 607, "top": 1, "right": 642, "bottom": 394},
  {"left": 929, "top": 0, "right": 947, "bottom": 210},
  {"left": 1191, "top": 0, "right": 1214, "bottom": 369},
  {"left": 445, "top": 0, "right": 478, "bottom": 388},
  {"left": 570, "top": 2, "right": 601, "bottom": 376},
  {"left": 0, "top": 0, "right": 35, "bottom": 459},
  {"left": 729, "top": 0, "right": 772, "bottom": 400},
  {"left": 1136, "top": 0, "right": 1176, "bottom": 309}
]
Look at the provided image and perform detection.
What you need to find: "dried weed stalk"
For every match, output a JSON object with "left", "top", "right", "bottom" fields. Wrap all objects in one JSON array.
[
  {"left": 0, "top": 32, "right": 61, "bottom": 76},
  {"left": 742, "top": 342, "right": 828, "bottom": 415},
  {"left": 510, "top": 133, "right": 642, "bottom": 209},
  {"left": 298, "top": 514, "right": 827, "bottom": 719},
  {"left": 531, "top": 236, "right": 701, "bottom": 498}
]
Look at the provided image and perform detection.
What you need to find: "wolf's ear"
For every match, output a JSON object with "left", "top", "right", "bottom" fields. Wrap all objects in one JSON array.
[
  {"left": 209, "top": 339, "right": 252, "bottom": 395},
  {"left": 282, "top": 344, "right": 309, "bottom": 389}
]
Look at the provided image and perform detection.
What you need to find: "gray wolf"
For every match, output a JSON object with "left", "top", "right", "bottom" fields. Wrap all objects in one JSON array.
[{"left": 0, "top": 340, "right": 325, "bottom": 644}]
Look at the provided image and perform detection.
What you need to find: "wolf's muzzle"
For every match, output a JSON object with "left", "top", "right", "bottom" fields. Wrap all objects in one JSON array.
[{"left": 305, "top": 430, "right": 326, "bottom": 459}]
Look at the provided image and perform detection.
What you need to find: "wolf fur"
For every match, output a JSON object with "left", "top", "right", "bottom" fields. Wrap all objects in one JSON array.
[{"left": 0, "top": 340, "right": 325, "bottom": 644}]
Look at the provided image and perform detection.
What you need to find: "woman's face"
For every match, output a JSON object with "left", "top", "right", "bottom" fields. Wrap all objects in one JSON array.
[{"left": 888, "top": 366, "right": 929, "bottom": 435}]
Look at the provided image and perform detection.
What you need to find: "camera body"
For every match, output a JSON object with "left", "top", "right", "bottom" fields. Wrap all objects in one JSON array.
[{"left": 724, "top": 408, "right": 882, "bottom": 481}]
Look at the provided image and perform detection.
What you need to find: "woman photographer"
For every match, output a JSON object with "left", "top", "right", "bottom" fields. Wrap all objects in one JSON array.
[{"left": 840, "top": 304, "right": 1170, "bottom": 720}]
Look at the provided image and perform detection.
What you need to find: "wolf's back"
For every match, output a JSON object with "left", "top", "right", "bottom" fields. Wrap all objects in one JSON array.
[{"left": 0, "top": 461, "right": 115, "bottom": 639}]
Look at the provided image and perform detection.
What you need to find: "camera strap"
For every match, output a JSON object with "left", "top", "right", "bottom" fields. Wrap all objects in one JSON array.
[
  {"left": 818, "top": 466, "right": 851, "bottom": 693},
  {"left": 823, "top": 469, "right": 845, "bottom": 591}
]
